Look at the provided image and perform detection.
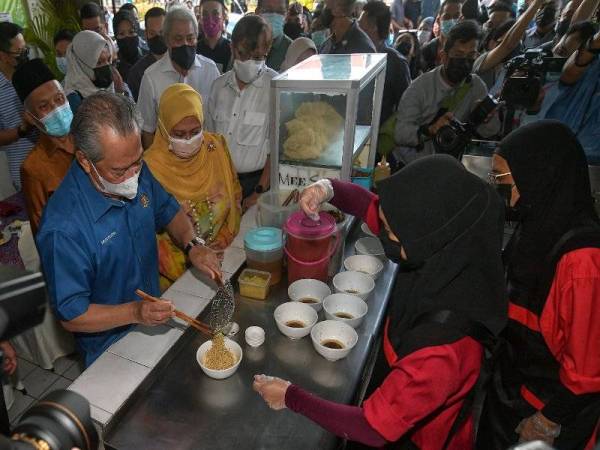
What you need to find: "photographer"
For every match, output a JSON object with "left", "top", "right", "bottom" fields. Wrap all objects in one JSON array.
[
  {"left": 523, "top": 1, "right": 557, "bottom": 49},
  {"left": 393, "top": 20, "right": 500, "bottom": 166},
  {"left": 552, "top": 0, "right": 599, "bottom": 56}
]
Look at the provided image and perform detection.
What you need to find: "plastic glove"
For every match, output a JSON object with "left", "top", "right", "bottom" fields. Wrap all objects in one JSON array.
[
  {"left": 299, "top": 179, "right": 334, "bottom": 221},
  {"left": 253, "top": 374, "right": 291, "bottom": 410}
]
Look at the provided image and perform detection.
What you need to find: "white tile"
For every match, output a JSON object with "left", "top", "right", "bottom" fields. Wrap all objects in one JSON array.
[
  {"left": 240, "top": 205, "right": 258, "bottom": 230},
  {"left": 16, "top": 357, "right": 36, "bottom": 379},
  {"left": 52, "top": 354, "right": 79, "bottom": 375},
  {"left": 8, "top": 390, "right": 35, "bottom": 423},
  {"left": 107, "top": 325, "right": 183, "bottom": 368},
  {"left": 230, "top": 228, "right": 247, "bottom": 249},
  {"left": 40, "top": 376, "right": 72, "bottom": 398},
  {"left": 169, "top": 269, "right": 218, "bottom": 299},
  {"left": 63, "top": 359, "right": 84, "bottom": 381},
  {"left": 69, "top": 352, "right": 151, "bottom": 415},
  {"left": 90, "top": 404, "right": 113, "bottom": 427},
  {"left": 161, "top": 289, "right": 211, "bottom": 327},
  {"left": 22, "top": 367, "right": 60, "bottom": 399},
  {"left": 221, "top": 246, "right": 246, "bottom": 274}
]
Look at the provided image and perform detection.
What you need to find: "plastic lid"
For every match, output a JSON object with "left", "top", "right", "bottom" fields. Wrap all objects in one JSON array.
[
  {"left": 244, "top": 227, "right": 283, "bottom": 251},
  {"left": 284, "top": 211, "right": 337, "bottom": 238}
]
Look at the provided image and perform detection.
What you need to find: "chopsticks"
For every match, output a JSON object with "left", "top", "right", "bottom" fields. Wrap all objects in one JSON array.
[
  {"left": 282, "top": 189, "right": 300, "bottom": 207},
  {"left": 135, "top": 289, "right": 214, "bottom": 336}
]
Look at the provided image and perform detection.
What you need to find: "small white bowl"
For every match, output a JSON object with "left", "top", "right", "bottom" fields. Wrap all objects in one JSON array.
[
  {"left": 288, "top": 279, "right": 332, "bottom": 312},
  {"left": 323, "top": 293, "right": 368, "bottom": 329},
  {"left": 310, "top": 320, "right": 358, "bottom": 361},
  {"left": 274, "top": 302, "right": 318, "bottom": 339},
  {"left": 196, "top": 337, "right": 243, "bottom": 380},
  {"left": 245, "top": 326, "right": 265, "bottom": 347},
  {"left": 355, "top": 237, "right": 386, "bottom": 261},
  {"left": 344, "top": 255, "right": 384, "bottom": 280},
  {"left": 361, "top": 222, "right": 376, "bottom": 237},
  {"left": 332, "top": 271, "right": 375, "bottom": 301}
]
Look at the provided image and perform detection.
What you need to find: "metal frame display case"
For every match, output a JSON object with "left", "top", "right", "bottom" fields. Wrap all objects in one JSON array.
[{"left": 270, "top": 53, "right": 387, "bottom": 192}]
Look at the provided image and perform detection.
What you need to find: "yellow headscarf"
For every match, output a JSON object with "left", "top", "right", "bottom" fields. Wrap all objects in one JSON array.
[{"left": 145, "top": 83, "right": 240, "bottom": 238}]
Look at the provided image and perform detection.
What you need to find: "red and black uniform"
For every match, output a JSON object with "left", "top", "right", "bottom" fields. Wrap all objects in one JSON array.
[
  {"left": 477, "top": 120, "right": 600, "bottom": 449},
  {"left": 285, "top": 156, "right": 507, "bottom": 450}
]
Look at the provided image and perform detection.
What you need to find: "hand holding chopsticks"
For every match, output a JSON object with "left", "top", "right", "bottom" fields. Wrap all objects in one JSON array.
[{"left": 136, "top": 289, "right": 214, "bottom": 336}]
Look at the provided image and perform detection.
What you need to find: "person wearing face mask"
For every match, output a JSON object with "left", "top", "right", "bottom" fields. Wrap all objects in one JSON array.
[
  {"left": 12, "top": 59, "right": 76, "bottom": 235},
  {"left": 53, "top": 29, "right": 74, "bottom": 78},
  {"left": 523, "top": 1, "right": 557, "bottom": 48},
  {"left": 417, "top": 16, "right": 435, "bottom": 46},
  {"left": 253, "top": 155, "right": 506, "bottom": 450},
  {"left": 145, "top": 84, "right": 241, "bottom": 290},
  {"left": 36, "top": 91, "right": 223, "bottom": 368},
  {"left": 196, "top": 0, "right": 232, "bottom": 73},
  {"left": 205, "top": 15, "right": 277, "bottom": 210},
  {"left": 393, "top": 21, "right": 500, "bottom": 166},
  {"left": 127, "top": 7, "right": 167, "bottom": 102},
  {"left": 138, "top": 6, "right": 219, "bottom": 150},
  {"left": 112, "top": 10, "right": 147, "bottom": 82},
  {"left": 421, "top": 0, "right": 462, "bottom": 71},
  {"left": 318, "top": 0, "right": 376, "bottom": 54},
  {"left": 256, "top": 0, "right": 293, "bottom": 71},
  {"left": 395, "top": 31, "right": 423, "bottom": 78},
  {"left": 0, "top": 21, "right": 39, "bottom": 191},
  {"left": 63, "top": 30, "right": 118, "bottom": 116},
  {"left": 477, "top": 120, "right": 600, "bottom": 449}
]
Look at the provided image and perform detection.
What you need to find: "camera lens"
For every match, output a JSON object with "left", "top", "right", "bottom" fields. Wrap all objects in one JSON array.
[{"left": 12, "top": 390, "right": 98, "bottom": 450}]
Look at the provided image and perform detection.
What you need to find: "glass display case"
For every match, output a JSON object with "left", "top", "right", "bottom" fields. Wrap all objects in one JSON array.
[{"left": 269, "top": 54, "right": 387, "bottom": 192}]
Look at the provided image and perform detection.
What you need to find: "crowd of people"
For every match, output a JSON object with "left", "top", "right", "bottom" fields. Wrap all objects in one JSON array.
[{"left": 0, "top": 0, "right": 599, "bottom": 447}]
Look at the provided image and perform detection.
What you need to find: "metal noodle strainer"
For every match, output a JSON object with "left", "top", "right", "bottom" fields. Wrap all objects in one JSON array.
[{"left": 207, "top": 279, "right": 237, "bottom": 335}]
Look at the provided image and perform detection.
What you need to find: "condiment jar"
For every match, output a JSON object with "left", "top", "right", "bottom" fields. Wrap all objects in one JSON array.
[{"left": 244, "top": 227, "right": 283, "bottom": 285}]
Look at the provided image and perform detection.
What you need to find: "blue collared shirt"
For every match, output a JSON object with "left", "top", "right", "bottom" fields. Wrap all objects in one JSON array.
[{"left": 37, "top": 161, "right": 180, "bottom": 367}]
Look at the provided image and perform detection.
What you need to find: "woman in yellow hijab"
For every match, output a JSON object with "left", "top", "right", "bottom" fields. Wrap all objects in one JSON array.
[{"left": 145, "top": 83, "right": 242, "bottom": 290}]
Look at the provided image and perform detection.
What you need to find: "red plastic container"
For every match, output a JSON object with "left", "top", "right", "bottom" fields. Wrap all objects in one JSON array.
[{"left": 284, "top": 211, "right": 339, "bottom": 284}]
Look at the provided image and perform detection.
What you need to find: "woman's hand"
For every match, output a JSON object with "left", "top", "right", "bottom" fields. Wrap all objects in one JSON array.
[
  {"left": 516, "top": 411, "right": 561, "bottom": 445},
  {"left": 253, "top": 374, "right": 291, "bottom": 410},
  {"left": 299, "top": 180, "right": 333, "bottom": 220},
  {"left": 189, "top": 244, "right": 223, "bottom": 284}
]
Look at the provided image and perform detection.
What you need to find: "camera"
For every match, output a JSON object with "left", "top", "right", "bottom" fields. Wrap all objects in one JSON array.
[
  {"left": 433, "top": 95, "right": 499, "bottom": 158},
  {"left": 0, "top": 266, "right": 98, "bottom": 450},
  {"left": 500, "top": 49, "right": 566, "bottom": 109}
]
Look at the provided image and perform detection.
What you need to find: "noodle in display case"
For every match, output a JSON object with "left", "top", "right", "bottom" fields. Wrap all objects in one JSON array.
[{"left": 270, "top": 54, "right": 387, "bottom": 194}]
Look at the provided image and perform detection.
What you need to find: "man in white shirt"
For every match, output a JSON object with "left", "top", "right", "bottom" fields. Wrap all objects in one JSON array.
[
  {"left": 205, "top": 15, "right": 277, "bottom": 210},
  {"left": 139, "top": 6, "right": 219, "bottom": 149}
]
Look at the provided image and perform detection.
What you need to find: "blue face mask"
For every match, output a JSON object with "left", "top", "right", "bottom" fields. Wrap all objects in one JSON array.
[
  {"left": 440, "top": 19, "right": 458, "bottom": 37},
  {"left": 56, "top": 56, "right": 68, "bottom": 75},
  {"left": 261, "top": 13, "right": 285, "bottom": 39},
  {"left": 38, "top": 102, "right": 73, "bottom": 137},
  {"left": 311, "top": 29, "right": 329, "bottom": 49},
  {"left": 385, "top": 32, "right": 394, "bottom": 46}
]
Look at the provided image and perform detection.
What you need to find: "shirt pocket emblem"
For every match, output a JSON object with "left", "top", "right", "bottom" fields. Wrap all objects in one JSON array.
[{"left": 140, "top": 193, "right": 150, "bottom": 208}]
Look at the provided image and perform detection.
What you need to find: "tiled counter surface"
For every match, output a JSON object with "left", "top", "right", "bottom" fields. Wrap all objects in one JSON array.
[{"left": 68, "top": 205, "right": 258, "bottom": 430}]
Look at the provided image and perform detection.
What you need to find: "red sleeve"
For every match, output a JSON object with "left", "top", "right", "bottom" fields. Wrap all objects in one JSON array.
[
  {"left": 539, "top": 248, "right": 600, "bottom": 395},
  {"left": 329, "top": 179, "right": 381, "bottom": 235},
  {"left": 362, "top": 337, "right": 482, "bottom": 443}
]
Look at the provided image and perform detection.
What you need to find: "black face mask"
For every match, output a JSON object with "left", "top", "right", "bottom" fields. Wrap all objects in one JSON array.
[
  {"left": 444, "top": 57, "right": 474, "bottom": 85},
  {"left": 284, "top": 22, "right": 304, "bottom": 40},
  {"left": 378, "top": 229, "right": 404, "bottom": 264},
  {"left": 92, "top": 64, "right": 113, "bottom": 89},
  {"left": 117, "top": 35, "right": 140, "bottom": 61},
  {"left": 170, "top": 44, "right": 196, "bottom": 70},
  {"left": 494, "top": 183, "right": 521, "bottom": 222},
  {"left": 320, "top": 7, "right": 334, "bottom": 28},
  {"left": 555, "top": 18, "right": 570, "bottom": 38},
  {"left": 396, "top": 41, "right": 412, "bottom": 57},
  {"left": 147, "top": 35, "right": 168, "bottom": 55}
]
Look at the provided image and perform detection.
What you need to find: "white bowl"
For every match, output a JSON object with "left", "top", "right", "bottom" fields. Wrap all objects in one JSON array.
[
  {"left": 355, "top": 237, "right": 386, "bottom": 261},
  {"left": 323, "top": 294, "right": 368, "bottom": 329},
  {"left": 344, "top": 255, "right": 384, "bottom": 280},
  {"left": 245, "top": 326, "right": 265, "bottom": 347},
  {"left": 196, "top": 337, "right": 243, "bottom": 380},
  {"left": 310, "top": 320, "right": 358, "bottom": 361},
  {"left": 332, "top": 271, "right": 375, "bottom": 301},
  {"left": 288, "top": 279, "right": 332, "bottom": 312},
  {"left": 361, "top": 222, "right": 376, "bottom": 237},
  {"left": 274, "top": 302, "right": 318, "bottom": 339}
]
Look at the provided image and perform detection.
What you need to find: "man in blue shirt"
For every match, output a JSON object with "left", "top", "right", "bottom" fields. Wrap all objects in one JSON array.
[{"left": 36, "top": 91, "right": 222, "bottom": 367}]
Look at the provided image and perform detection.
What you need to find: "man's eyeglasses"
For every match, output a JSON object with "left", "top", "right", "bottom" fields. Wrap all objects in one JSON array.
[
  {"left": 5, "top": 47, "right": 29, "bottom": 58},
  {"left": 487, "top": 171, "right": 512, "bottom": 184}
]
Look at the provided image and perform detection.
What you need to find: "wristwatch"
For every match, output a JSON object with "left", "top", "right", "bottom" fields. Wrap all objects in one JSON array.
[
  {"left": 254, "top": 184, "right": 265, "bottom": 194},
  {"left": 184, "top": 236, "right": 206, "bottom": 257}
]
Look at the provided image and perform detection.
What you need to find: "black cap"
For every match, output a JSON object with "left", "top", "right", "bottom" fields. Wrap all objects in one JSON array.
[{"left": 12, "top": 58, "right": 56, "bottom": 103}]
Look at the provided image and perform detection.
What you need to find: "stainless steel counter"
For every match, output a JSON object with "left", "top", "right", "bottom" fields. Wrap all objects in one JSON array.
[{"left": 103, "top": 223, "right": 398, "bottom": 450}]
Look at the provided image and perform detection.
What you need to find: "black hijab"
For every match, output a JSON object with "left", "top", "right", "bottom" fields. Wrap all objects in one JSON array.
[
  {"left": 497, "top": 120, "right": 600, "bottom": 304},
  {"left": 378, "top": 155, "right": 507, "bottom": 355}
]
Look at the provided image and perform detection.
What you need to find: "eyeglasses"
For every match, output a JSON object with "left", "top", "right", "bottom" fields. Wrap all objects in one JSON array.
[
  {"left": 6, "top": 47, "right": 29, "bottom": 58},
  {"left": 487, "top": 171, "right": 512, "bottom": 184}
]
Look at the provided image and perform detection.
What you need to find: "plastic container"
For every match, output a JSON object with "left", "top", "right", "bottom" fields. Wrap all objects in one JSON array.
[
  {"left": 238, "top": 268, "right": 271, "bottom": 300},
  {"left": 284, "top": 211, "right": 339, "bottom": 284},
  {"left": 257, "top": 191, "right": 298, "bottom": 228},
  {"left": 244, "top": 227, "right": 283, "bottom": 285}
]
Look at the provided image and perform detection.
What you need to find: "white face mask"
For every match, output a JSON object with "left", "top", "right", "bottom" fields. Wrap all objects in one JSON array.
[
  {"left": 56, "top": 56, "right": 68, "bottom": 74},
  {"left": 417, "top": 30, "right": 431, "bottom": 45},
  {"left": 169, "top": 131, "right": 204, "bottom": 158},
  {"left": 90, "top": 162, "right": 140, "bottom": 200},
  {"left": 233, "top": 59, "right": 265, "bottom": 84}
]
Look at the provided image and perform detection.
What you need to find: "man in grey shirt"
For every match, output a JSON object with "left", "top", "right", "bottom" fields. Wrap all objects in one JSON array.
[{"left": 394, "top": 20, "right": 500, "bottom": 165}]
